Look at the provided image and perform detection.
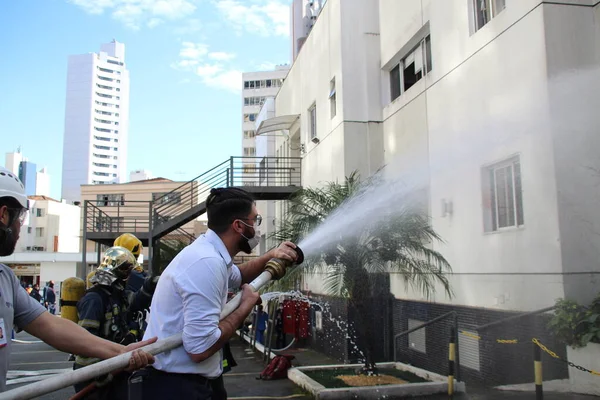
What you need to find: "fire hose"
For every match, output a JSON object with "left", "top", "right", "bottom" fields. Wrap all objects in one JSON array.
[{"left": 0, "top": 248, "right": 303, "bottom": 400}]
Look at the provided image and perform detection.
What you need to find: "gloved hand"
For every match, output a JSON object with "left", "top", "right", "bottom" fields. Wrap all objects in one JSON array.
[{"left": 142, "top": 275, "right": 160, "bottom": 295}]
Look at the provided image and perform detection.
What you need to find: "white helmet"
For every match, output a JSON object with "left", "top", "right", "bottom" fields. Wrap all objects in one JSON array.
[{"left": 0, "top": 166, "right": 28, "bottom": 209}]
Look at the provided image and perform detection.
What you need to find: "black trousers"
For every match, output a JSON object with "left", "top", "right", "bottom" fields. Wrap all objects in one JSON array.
[{"left": 128, "top": 367, "right": 227, "bottom": 400}]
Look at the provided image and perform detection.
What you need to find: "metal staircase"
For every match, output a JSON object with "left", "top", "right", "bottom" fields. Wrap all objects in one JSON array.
[{"left": 82, "top": 156, "right": 301, "bottom": 273}]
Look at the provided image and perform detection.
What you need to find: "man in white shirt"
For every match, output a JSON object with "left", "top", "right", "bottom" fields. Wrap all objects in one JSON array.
[{"left": 139, "top": 187, "right": 298, "bottom": 399}]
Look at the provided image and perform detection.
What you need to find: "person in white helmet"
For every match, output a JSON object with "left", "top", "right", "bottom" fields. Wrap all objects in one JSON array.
[{"left": 0, "top": 166, "right": 157, "bottom": 393}]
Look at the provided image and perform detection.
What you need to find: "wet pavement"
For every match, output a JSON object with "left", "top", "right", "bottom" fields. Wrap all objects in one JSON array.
[{"left": 6, "top": 329, "right": 598, "bottom": 399}]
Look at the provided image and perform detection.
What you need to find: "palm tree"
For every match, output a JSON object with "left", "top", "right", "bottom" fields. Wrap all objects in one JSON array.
[{"left": 268, "top": 171, "right": 452, "bottom": 374}]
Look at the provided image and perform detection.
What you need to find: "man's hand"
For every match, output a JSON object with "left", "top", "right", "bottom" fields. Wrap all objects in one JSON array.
[
  {"left": 122, "top": 337, "right": 157, "bottom": 372},
  {"left": 239, "top": 284, "right": 260, "bottom": 312},
  {"left": 270, "top": 241, "right": 298, "bottom": 263}
]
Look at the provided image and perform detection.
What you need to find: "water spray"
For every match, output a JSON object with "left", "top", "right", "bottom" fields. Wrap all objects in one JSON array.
[{"left": 0, "top": 247, "right": 305, "bottom": 400}]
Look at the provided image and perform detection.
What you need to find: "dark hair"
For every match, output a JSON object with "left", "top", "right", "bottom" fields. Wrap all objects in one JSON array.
[
  {"left": 0, "top": 197, "right": 21, "bottom": 209},
  {"left": 206, "top": 188, "right": 255, "bottom": 234}
]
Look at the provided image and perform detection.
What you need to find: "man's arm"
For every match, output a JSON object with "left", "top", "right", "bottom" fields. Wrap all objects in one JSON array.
[
  {"left": 24, "top": 313, "right": 123, "bottom": 359},
  {"left": 188, "top": 284, "right": 258, "bottom": 363},
  {"left": 237, "top": 241, "right": 298, "bottom": 284}
]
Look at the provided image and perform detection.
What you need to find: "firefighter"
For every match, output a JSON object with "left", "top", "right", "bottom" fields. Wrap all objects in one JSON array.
[{"left": 73, "top": 246, "right": 156, "bottom": 398}]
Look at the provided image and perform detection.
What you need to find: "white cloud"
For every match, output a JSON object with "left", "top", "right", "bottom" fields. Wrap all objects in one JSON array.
[
  {"left": 208, "top": 52, "right": 236, "bottom": 61},
  {"left": 68, "top": 0, "right": 197, "bottom": 30},
  {"left": 179, "top": 42, "right": 209, "bottom": 60},
  {"left": 214, "top": 0, "right": 289, "bottom": 37},
  {"left": 201, "top": 69, "right": 242, "bottom": 93},
  {"left": 172, "top": 42, "right": 241, "bottom": 93}
]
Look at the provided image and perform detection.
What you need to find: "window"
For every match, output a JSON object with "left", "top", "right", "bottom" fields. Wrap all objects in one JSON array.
[
  {"left": 96, "top": 92, "right": 112, "bottom": 99},
  {"left": 389, "top": 35, "right": 432, "bottom": 101},
  {"left": 98, "top": 67, "right": 114, "bottom": 74},
  {"left": 94, "top": 153, "right": 110, "bottom": 159},
  {"left": 152, "top": 192, "right": 182, "bottom": 205},
  {"left": 94, "top": 127, "right": 112, "bottom": 133},
  {"left": 96, "top": 194, "right": 124, "bottom": 206},
  {"left": 244, "top": 130, "right": 256, "bottom": 139},
  {"left": 94, "top": 145, "right": 111, "bottom": 150},
  {"left": 329, "top": 78, "right": 336, "bottom": 118},
  {"left": 482, "top": 156, "right": 524, "bottom": 232},
  {"left": 243, "top": 147, "right": 256, "bottom": 156},
  {"left": 97, "top": 84, "right": 112, "bottom": 90},
  {"left": 308, "top": 103, "right": 317, "bottom": 139},
  {"left": 244, "top": 97, "right": 266, "bottom": 106},
  {"left": 35, "top": 227, "right": 44, "bottom": 237},
  {"left": 36, "top": 208, "right": 44, "bottom": 217},
  {"left": 94, "top": 118, "right": 111, "bottom": 124},
  {"left": 244, "top": 114, "right": 257, "bottom": 122},
  {"left": 93, "top": 162, "right": 110, "bottom": 168},
  {"left": 98, "top": 75, "right": 113, "bottom": 82},
  {"left": 94, "top": 172, "right": 110, "bottom": 176},
  {"left": 473, "top": 0, "right": 506, "bottom": 31},
  {"left": 27, "top": 227, "right": 32, "bottom": 234},
  {"left": 408, "top": 319, "right": 426, "bottom": 353},
  {"left": 107, "top": 59, "right": 123, "bottom": 66}
]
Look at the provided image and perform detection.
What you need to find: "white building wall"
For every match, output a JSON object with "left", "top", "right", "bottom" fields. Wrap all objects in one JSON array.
[
  {"left": 129, "top": 170, "right": 153, "bottom": 182},
  {"left": 35, "top": 168, "right": 50, "bottom": 197},
  {"left": 62, "top": 40, "right": 130, "bottom": 204},
  {"left": 275, "top": 0, "right": 600, "bottom": 311},
  {"left": 5, "top": 151, "right": 23, "bottom": 175}
]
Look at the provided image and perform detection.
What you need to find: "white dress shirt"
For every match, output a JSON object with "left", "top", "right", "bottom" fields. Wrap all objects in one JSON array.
[{"left": 143, "top": 229, "right": 242, "bottom": 377}]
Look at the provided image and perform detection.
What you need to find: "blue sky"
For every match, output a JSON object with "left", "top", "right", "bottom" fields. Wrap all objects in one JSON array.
[{"left": 0, "top": 0, "right": 290, "bottom": 200}]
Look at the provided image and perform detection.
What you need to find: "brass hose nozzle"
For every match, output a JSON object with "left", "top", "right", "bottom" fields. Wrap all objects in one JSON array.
[{"left": 264, "top": 246, "right": 305, "bottom": 281}]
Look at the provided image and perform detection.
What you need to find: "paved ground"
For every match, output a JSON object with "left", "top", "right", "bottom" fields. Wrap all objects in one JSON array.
[
  {"left": 5, "top": 330, "right": 599, "bottom": 399},
  {"left": 5, "top": 331, "right": 310, "bottom": 400}
]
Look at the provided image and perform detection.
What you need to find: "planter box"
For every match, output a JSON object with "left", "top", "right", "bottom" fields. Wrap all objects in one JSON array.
[
  {"left": 288, "top": 362, "right": 465, "bottom": 400},
  {"left": 567, "top": 342, "right": 600, "bottom": 396}
]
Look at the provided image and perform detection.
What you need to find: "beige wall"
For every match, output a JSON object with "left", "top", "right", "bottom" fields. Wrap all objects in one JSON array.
[{"left": 81, "top": 179, "right": 199, "bottom": 253}]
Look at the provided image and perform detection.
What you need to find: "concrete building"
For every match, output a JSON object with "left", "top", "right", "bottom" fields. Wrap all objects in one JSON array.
[
  {"left": 36, "top": 167, "right": 51, "bottom": 197},
  {"left": 5, "top": 151, "right": 51, "bottom": 198},
  {"left": 290, "top": 0, "right": 326, "bottom": 61},
  {"left": 80, "top": 177, "right": 201, "bottom": 256},
  {"left": 241, "top": 66, "right": 289, "bottom": 165},
  {"left": 265, "top": 0, "right": 600, "bottom": 382},
  {"left": 129, "top": 169, "right": 153, "bottom": 182},
  {"left": 18, "top": 161, "right": 37, "bottom": 196},
  {"left": 270, "top": 0, "right": 600, "bottom": 312},
  {"left": 0, "top": 195, "right": 84, "bottom": 288},
  {"left": 5, "top": 149, "right": 23, "bottom": 175},
  {"left": 61, "top": 40, "right": 130, "bottom": 204}
]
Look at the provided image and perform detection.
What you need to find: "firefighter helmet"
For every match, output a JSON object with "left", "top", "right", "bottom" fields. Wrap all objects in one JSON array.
[
  {"left": 97, "top": 246, "right": 136, "bottom": 281},
  {"left": 114, "top": 233, "right": 143, "bottom": 258}
]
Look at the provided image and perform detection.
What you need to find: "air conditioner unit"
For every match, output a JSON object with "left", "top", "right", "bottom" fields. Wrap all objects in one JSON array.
[{"left": 311, "top": 137, "right": 320, "bottom": 144}]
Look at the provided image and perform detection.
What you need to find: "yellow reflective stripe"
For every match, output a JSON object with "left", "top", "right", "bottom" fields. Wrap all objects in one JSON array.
[
  {"left": 449, "top": 343, "right": 456, "bottom": 361},
  {"left": 78, "top": 319, "right": 100, "bottom": 329},
  {"left": 460, "top": 331, "right": 481, "bottom": 340},
  {"left": 223, "top": 359, "right": 229, "bottom": 368},
  {"left": 534, "top": 361, "right": 543, "bottom": 385}
]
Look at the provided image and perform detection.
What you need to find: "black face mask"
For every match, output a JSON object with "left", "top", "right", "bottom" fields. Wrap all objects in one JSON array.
[{"left": 0, "top": 222, "right": 17, "bottom": 257}]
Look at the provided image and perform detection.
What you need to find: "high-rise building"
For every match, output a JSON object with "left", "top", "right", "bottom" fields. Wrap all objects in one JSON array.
[
  {"left": 5, "top": 149, "right": 23, "bottom": 176},
  {"left": 6, "top": 151, "right": 51, "bottom": 198},
  {"left": 61, "top": 40, "right": 130, "bottom": 204},
  {"left": 18, "top": 161, "right": 37, "bottom": 197},
  {"left": 241, "top": 66, "right": 289, "bottom": 164},
  {"left": 36, "top": 167, "right": 50, "bottom": 197}
]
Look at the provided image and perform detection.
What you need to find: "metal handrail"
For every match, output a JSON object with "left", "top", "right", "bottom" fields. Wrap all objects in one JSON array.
[
  {"left": 474, "top": 306, "right": 556, "bottom": 332},
  {"left": 393, "top": 311, "right": 460, "bottom": 381}
]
